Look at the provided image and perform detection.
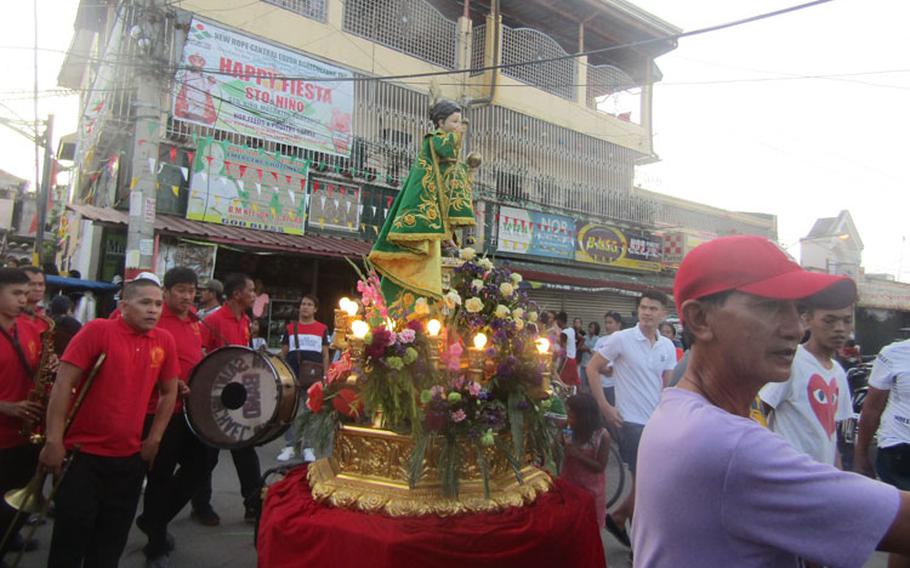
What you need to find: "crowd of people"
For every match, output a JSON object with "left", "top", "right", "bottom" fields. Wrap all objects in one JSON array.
[{"left": 2, "top": 234, "right": 910, "bottom": 568}]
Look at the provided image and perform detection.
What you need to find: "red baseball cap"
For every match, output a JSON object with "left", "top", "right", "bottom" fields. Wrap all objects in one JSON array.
[{"left": 674, "top": 235, "right": 857, "bottom": 319}]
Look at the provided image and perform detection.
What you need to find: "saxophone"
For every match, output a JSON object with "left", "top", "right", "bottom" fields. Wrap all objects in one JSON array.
[{"left": 20, "top": 312, "right": 56, "bottom": 444}]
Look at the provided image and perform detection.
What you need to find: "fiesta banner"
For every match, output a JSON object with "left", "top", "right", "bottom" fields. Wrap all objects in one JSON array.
[
  {"left": 187, "top": 137, "right": 310, "bottom": 235},
  {"left": 575, "top": 223, "right": 662, "bottom": 272},
  {"left": 173, "top": 18, "right": 354, "bottom": 156},
  {"left": 496, "top": 206, "right": 575, "bottom": 260}
]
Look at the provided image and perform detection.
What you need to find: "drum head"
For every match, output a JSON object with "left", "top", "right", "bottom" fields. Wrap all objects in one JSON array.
[{"left": 185, "top": 346, "right": 296, "bottom": 450}]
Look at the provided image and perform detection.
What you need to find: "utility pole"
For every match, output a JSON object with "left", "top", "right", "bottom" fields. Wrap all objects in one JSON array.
[
  {"left": 34, "top": 114, "right": 54, "bottom": 265},
  {"left": 125, "top": 0, "right": 164, "bottom": 280}
]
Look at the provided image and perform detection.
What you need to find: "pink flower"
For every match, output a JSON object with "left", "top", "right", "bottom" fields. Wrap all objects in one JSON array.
[
  {"left": 387, "top": 331, "right": 397, "bottom": 346},
  {"left": 453, "top": 376, "right": 465, "bottom": 390},
  {"left": 430, "top": 385, "right": 446, "bottom": 399},
  {"left": 444, "top": 342, "right": 464, "bottom": 372},
  {"left": 467, "top": 381, "right": 482, "bottom": 397},
  {"left": 451, "top": 409, "right": 466, "bottom": 423},
  {"left": 398, "top": 328, "right": 416, "bottom": 343}
]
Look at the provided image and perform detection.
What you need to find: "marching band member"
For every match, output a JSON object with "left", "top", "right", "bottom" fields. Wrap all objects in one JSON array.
[
  {"left": 136, "top": 267, "right": 208, "bottom": 567},
  {"left": 18, "top": 266, "right": 48, "bottom": 335},
  {"left": 40, "top": 275, "right": 179, "bottom": 568},
  {"left": 0, "top": 268, "right": 42, "bottom": 561},
  {"left": 190, "top": 272, "right": 263, "bottom": 525}
]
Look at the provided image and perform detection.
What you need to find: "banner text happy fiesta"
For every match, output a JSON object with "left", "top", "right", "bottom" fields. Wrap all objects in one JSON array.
[{"left": 219, "top": 57, "right": 334, "bottom": 112}]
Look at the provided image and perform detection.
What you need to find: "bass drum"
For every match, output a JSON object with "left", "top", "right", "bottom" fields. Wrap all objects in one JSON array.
[{"left": 185, "top": 346, "right": 298, "bottom": 450}]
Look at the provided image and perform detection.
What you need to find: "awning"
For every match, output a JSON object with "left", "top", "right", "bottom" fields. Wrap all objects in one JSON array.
[
  {"left": 68, "top": 203, "right": 372, "bottom": 259},
  {"left": 503, "top": 259, "right": 673, "bottom": 295},
  {"left": 46, "top": 274, "right": 119, "bottom": 292}
]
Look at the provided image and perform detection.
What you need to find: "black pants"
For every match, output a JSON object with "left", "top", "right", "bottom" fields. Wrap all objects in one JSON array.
[
  {"left": 191, "top": 446, "right": 261, "bottom": 512},
  {"left": 140, "top": 414, "right": 209, "bottom": 555},
  {"left": 0, "top": 443, "right": 39, "bottom": 561},
  {"left": 48, "top": 452, "right": 146, "bottom": 568}
]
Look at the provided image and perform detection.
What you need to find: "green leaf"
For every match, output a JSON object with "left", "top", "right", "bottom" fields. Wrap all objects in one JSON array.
[
  {"left": 408, "top": 432, "right": 429, "bottom": 488},
  {"left": 508, "top": 390, "right": 525, "bottom": 463},
  {"left": 477, "top": 441, "right": 490, "bottom": 500}
]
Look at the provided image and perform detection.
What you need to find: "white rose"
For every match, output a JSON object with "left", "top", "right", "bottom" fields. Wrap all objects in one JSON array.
[
  {"left": 478, "top": 258, "right": 493, "bottom": 270},
  {"left": 528, "top": 311, "right": 539, "bottom": 323},
  {"left": 444, "top": 290, "right": 462, "bottom": 310},
  {"left": 512, "top": 307, "right": 524, "bottom": 320},
  {"left": 510, "top": 272, "right": 523, "bottom": 284},
  {"left": 459, "top": 247, "right": 476, "bottom": 261},
  {"left": 495, "top": 304, "right": 510, "bottom": 318},
  {"left": 465, "top": 297, "right": 484, "bottom": 313},
  {"left": 499, "top": 282, "right": 514, "bottom": 298},
  {"left": 471, "top": 279, "right": 484, "bottom": 292}
]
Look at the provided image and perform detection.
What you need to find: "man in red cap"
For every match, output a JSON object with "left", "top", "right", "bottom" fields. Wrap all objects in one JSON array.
[{"left": 631, "top": 235, "right": 910, "bottom": 567}]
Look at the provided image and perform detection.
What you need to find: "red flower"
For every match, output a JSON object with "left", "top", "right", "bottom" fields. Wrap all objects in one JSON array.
[
  {"left": 332, "top": 388, "right": 362, "bottom": 418},
  {"left": 306, "top": 382, "right": 324, "bottom": 413}
]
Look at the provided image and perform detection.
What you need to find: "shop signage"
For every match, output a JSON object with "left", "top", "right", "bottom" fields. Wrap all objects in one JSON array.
[
  {"left": 575, "top": 223, "right": 662, "bottom": 272},
  {"left": 173, "top": 18, "right": 354, "bottom": 156},
  {"left": 307, "top": 178, "right": 361, "bottom": 234},
  {"left": 187, "top": 137, "right": 310, "bottom": 235},
  {"left": 496, "top": 205, "right": 575, "bottom": 260}
]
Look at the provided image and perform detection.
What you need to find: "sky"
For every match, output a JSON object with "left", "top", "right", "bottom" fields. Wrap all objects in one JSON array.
[{"left": 0, "top": 0, "right": 907, "bottom": 281}]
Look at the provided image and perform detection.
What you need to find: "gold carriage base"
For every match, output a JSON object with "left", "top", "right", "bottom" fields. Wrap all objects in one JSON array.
[{"left": 307, "top": 424, "right": 552, "bottom": 517}]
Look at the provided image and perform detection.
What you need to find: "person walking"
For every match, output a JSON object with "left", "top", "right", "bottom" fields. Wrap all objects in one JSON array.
[
  {"left": 589, "top": 312, "right": 624, "bottom": 406},
  {"left": 760, "top": 299, "right": 854, "bottom": 466},
  {"left": 633, "top": 235, "right": 910, "bottom": 567},
  {"left": 561, "top": 393, "right": 611, "bottom": 532},
  {"left": 0, "top": 268, "right": 44, "bottom": 562},
  {"left": 41, "top": 276, "right": 179, "bottom": 568},
  {"left": 190, "top": 273, "right": 262, "bottom": 525},
  {"left": 556, "top": 311, "right": 580, "bottom": 388},
  {"left": 578, "top": 322, "right": 601, "bottom": 393},
  {"left": 276, "top": 294, "right": 329, "bottom": 462},
  {"left": 137, "top": 267, "right": 208, "bottom": 567},
  {"left": 584, "top": 290, "right": 676, "bottom": 547},
  {"left": 855, "top": 336, "right": 910, "bottom": 568},
  {"left": 196, "top": 279, "right": 223, "bottom": 320}
]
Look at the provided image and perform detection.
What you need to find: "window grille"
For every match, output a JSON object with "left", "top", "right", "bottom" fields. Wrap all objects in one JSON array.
[
  {"left": 471, "top": 24, "right": 485, "bottom": 75},
  {"left": 500, "top": 26, "right": 576, "bottom": 101},
  {"left": 343, "top": 0, "right": 457, "bottom": 69},
  {"left": 262, "top": 0, "right": 327, "bottom": 22}
]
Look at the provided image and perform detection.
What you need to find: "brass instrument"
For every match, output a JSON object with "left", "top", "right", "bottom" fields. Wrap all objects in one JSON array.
[
  {"left": 0, "top": 353, "right": 106, "bottom": 566},
  {"left": 19, "top": 312, "right": 56, "bottom": 444}
]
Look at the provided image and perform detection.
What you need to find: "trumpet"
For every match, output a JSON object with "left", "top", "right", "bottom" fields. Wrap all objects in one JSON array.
[{"left": 0, "top": 352, "right": 106, "bottom": 566}]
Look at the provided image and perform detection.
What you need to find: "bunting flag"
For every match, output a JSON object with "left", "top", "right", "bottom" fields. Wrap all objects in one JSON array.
[
  {"left": 299, "top": 179, "right": 306, "bottom": 191},
  {"left": 171, "top": 185, "right": 180, "bottom": 197},
  {"left": 237, "top": 180, "right": 244, "bottom": 193},
  {"left": 157, "top": 162, "right": 165, "bottom": 174},
  {"left": 130, "top": 177, "right": 138, "bottom": 190},
  {"left": 256, "top": 168, "right": 263, "bottom": 181},
  {"left": 371, "top": 205, "right": 377, "bottom": 217},
  {"left": 285, "top": 174, "right": 292, "bottom": 185},
  {"left": 339, "top": 187, "right": 346, "bottom": 196},
  {"left": 204, "top": 155, "right": 214, "bottom": 167},
  {"left": 270, "top": 171, "right": 279, "bottom": 182},
  {"left": 386, "top": 196, "right": 393, "bottom": 208},
  {"left": 169, "top": 145, "right": 177, "bottom": 162},
  {"left": 327, "top": 184, "right": 334, "bottom": 197},
  {"left": 319, "top": 217, "right": 325, "bottom": 228},
  {"left": 224, "top": 160, "right": 233, "bottom": 174},
  {"left": 384, "top": 208, "right": 389, "bottom": 218},
  {"left": 186, "top": 150, "right": 195, "bottom": 166},
  {"left": 179, "top": 167, "right": 188, "bottom": 181},
  {"left": 239, "top": 164, "right": 248, "bottom": 177},
  {"left": 148, "top": 158, "right": 157, "bottom": 174},
  {"left": 288, "top": 189, "right": 295, "bottom": 204},
  {"left": 255, "top": 182, "right": 262, "bottom": 196},
  {"left": 360, "top": 223, "right": 366, "bottom": 231}
]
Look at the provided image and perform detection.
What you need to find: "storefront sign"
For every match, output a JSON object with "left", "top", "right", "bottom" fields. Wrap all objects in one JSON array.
[
  {"left": 307, "top": 178, "right": 360, "bottom": 233},
  {"left": 496, "top": 206, "right": 575, "bottom": 260},
  {"left": 187, "top": 138, "right": 310, "bottom": 235},
  {"left": 575, "top": 223, "right": 661, "bottom": 272},
  {"left": 173, "top": 18, "right": 354, "bottom": 156}
]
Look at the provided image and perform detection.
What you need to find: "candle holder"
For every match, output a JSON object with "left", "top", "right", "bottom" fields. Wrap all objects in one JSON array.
[
  {"left": 530, "top": 338, "right": 552, "bottom": 400},
  {"left": 350, "top": 319, "right": 370, "bottom": 368},
  {"left": 468, "top": 332, "right": 488, "bottom": 385},
  {"left": 426, "top": 319, "right": 443, "bottom": 371}
]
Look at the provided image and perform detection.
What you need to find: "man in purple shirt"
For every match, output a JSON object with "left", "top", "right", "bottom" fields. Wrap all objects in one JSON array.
[{"left": 633, "top": 235, "right": 910, "bottom": 567}]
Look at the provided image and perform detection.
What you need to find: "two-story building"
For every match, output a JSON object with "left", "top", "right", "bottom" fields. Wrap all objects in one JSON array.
[{"left": 57, "top": 0, "right": 774, "bottom": 341}]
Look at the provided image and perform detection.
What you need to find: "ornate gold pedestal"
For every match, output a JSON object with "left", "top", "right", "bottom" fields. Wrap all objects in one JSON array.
[{"left": 308, "top": 425, "right": 552, "bottom": 517}]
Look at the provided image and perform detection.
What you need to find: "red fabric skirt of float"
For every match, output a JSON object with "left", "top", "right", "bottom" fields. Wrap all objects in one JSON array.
[{"left": 258, "top": 465, "right": 606, "bottom": 568}]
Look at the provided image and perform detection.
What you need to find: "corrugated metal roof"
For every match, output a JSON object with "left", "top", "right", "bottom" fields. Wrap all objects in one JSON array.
[{"left": 68, "top": 203, "right": 372, "bottom": 258}]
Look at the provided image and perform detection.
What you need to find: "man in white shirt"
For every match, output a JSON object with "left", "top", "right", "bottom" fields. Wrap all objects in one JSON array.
[
  {"left": 585, "top": 290, "right": 676, "bottom": 546},
  {"left": 760, "top": 299, "right": 855, "bottom": 466},
  {"left": 854, "top": 337, "right": 910, "bottom": 567}
]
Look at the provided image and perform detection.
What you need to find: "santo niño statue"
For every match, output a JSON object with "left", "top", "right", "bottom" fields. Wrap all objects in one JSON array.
[{"left": 368, "top": 100, "right": 477, "bottom": 303}]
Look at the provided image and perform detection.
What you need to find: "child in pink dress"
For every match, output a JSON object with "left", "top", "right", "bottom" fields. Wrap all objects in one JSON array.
[{"left": 561, "top": 393, "right": 611, "bottom": 530}]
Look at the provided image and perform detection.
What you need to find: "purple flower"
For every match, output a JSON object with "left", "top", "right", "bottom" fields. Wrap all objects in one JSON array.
[{"left": 398, "top": 328, "right": 416, "bottom": 343}]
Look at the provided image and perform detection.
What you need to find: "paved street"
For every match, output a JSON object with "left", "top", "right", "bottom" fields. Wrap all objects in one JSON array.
[{"left": 10, "top": 436, "right": 890, "bottom": 567}]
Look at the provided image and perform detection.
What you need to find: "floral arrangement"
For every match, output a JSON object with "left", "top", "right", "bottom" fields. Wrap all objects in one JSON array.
[{"left": 296, "top": 250, "right": 562, "bottom": 499}]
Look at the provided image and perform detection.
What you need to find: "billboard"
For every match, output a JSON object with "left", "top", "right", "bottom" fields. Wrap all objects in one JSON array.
[
  {"left": 496, "top": 205, "right": 575, "bottom": 260},
  {"left": 575, "top": 223, "right": 662, "bottom": 272},
  {"left": 174, "top": 18, "right": 354, "bottom": 156},
  {"left": 187, "top": 138, "right": 310, "bottom": 235}
]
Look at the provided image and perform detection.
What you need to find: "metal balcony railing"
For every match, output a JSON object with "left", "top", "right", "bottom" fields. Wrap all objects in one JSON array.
[
  {"left": 262, "top": 0, "right": 328, "bottom": 22},
  {"left": 500, "top": 25, "right": 576, "bottom": 101}
]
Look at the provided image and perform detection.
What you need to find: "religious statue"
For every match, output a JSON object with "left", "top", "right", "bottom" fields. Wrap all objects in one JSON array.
[{"left": 368, "top": 100, "right": 478, "bottom": 303}]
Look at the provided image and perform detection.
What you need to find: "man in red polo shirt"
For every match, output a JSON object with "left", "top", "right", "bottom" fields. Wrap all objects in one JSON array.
[
  {"left": 18, "top": 266, "right": 49, "bottom": 336},
  {"left": 136, "top": 267, "right": 208, "bottom": 566},
  {"left": 0, "top": 268, "right": 43, "bottom": 561},
  {"left": 190, "top": 272, "right": 262, "bottom": 525},
  {"left": 40, "top": 276, "right": 179, "bottom": 568}
]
